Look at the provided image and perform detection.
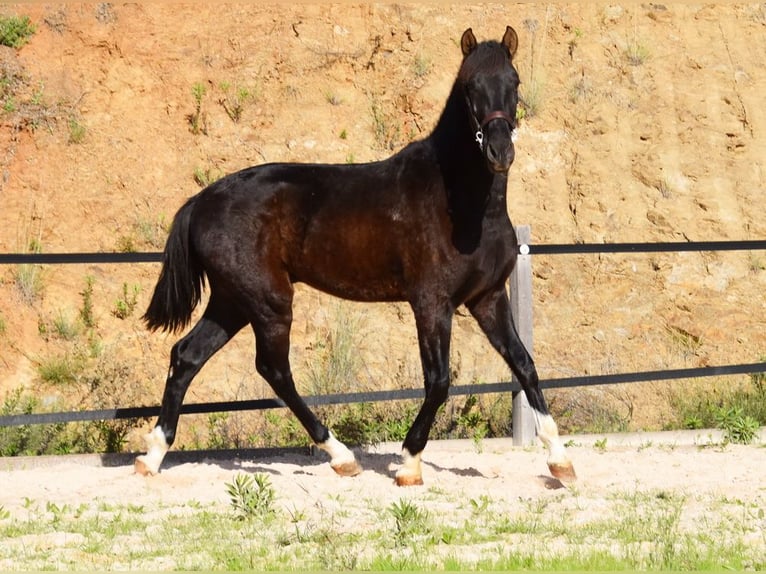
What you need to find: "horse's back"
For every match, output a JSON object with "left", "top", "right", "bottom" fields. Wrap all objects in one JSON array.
[{"left": 188, "top": 147, "right": 448, "bottom": 301}]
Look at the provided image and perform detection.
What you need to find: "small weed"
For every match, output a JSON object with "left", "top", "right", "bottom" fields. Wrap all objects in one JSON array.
[
  {"left": 15, "top": 235, "right": 44, "bottom": 304},
  {"left": 115, "top": 235, "right": 135, "bottom": 253},
  {"left": 594, "top": 437, "right": 608, "bottom": 452},
  {"left": 666, "top": 324, "right": 701, "bottom": 359},
  {"left": 219, "top": 82, "right": 255, "bottom": 122},
  {"left": 715, "top": 406, "right": 760, "bottom": 445},
  {"left": 325, "top": 90, "right": 342, "bottom": 106},
  {"left": 371, "top": 98, "right": 400, "bottom": 151},
  {"left": 669, "top": 370, "right": 766, "bottom": 434},
  {"left": 193, "top": 166, "right": 222, "bottom": 188},
  {"left": 188, "top": 82, "right": 207, "bottom": 135},
  {"left": 388, "top": 498, "right": 430, "bottom": 546},
  {"left": 67, "top": 116, "right": 86, "bottom": 144},
  {"left": 135, "top": 215, "right": 168, "bottom": 248},
  {"left": 568, "top": 27, "right": 584, "bottom": 58},
  {"left": 37, "top": 352, "right": 84, "bottom": 385},
  {"left": 412, "top": 53, "right": 431, "bottom": 78},
  {"left": 0, "top": 313, "right": 6, "bottom": 336},
  {"left": 519, "top": 77, "right": 545, "bottom": 118},
  {"left": 468, "top": 494, "right": 491, "bottom": 516},
  {"left": 624, "top": 39, "right": 650, "bottom": 66},
  {"left": 0, "top": 505, "right": 9, "bottom": 520},
  {"left": 569, "top": 73, "right": 594, "bottom": 104},
  {"left": 52, "top": 310, "right": 79, "bottom": 341},
  {"left": 225, "top": 473, "right": 276, "bottom": 521},
  {"left": 749, "top": 253, "right": 765, "bottom": 274},
  {"left": 518, "top": 17, "right": 545, "bottom": 119},
  {"left": 456, "top": 395, "right": 489, "bottom": 452},
  {"left": 0, "top": 15, "right": 36, "bottom": 49},
  {"left": 79, "top": 275, "right": 96, "bottom": 329},
  {"left": 339, "top": 128, "right": 347, "bottom": 140},
  {"left": 113, "top": 283, "right": 140, "bottom": 319},
  {"left": 657, "top": 177, "right": 674, "bottom": 199}
]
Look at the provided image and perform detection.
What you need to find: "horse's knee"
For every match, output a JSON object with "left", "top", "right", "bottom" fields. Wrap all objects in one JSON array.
[{"left": 426, "top": 378, "right": 450, "bottom": 406}]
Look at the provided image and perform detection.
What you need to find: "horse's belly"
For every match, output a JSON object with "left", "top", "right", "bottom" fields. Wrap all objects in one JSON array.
[{"left": 298, "top": 270, "right": 406, "bottom": 302}]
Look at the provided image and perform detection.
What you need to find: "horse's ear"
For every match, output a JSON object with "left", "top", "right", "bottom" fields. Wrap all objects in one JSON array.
[
  {"left": 461, "top": 28, "right": 477, "bottom": 56},
  {"left": 502, "top": 26, "right": 519, "bottom": 59}
]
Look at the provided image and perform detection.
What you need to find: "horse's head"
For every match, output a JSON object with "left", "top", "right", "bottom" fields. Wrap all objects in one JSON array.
[{"left": 459, "top": 27, "right": 520, "bottom": 174}]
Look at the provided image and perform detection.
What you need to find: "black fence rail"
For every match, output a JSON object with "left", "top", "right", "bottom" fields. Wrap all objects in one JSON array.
[
  {"left": 1, "top": 238, "right": 765, "bottom": 439},
  {"left": 2, "top": 239, "right": 766, "bottom": 264},
  {"left": 1, "top": 362, "right": 765, "bottom": 429}
]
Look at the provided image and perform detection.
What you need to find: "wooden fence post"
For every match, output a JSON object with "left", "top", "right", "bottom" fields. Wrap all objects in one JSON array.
[{"left": 510, "top": 225, "right": 536, "bottom": 446}]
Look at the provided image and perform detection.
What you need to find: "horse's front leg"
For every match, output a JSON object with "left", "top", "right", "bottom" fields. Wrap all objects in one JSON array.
[
  {"left": 397, "top": 304, "right": 454, "bottom": 486},
  {"left": 467, "top": 287, "right": 576, "bottom": 482}
]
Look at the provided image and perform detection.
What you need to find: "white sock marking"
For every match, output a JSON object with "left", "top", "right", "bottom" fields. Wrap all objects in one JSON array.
[
  {"left": 137, "top": 426, "right": 169, "bottom": 475},
  {"left": 396, "top": 449, "right": 422, "bottom": 479},
  {"left": 533, "top": 412, "right": 569, "bottom": 465},
  {"left": 316, "top": 432, "right": 356, "bottom": 467}
]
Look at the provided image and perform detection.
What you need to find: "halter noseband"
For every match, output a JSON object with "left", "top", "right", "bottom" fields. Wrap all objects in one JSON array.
[{"left": 472, "top": 110, "right": 517, "bottom": 151}]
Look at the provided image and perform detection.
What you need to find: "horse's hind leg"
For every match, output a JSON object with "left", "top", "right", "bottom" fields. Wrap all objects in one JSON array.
[
  {"left": 251, "top": 298, "right": 361, "bottom": 477},
  {"left": 135, "top": 297, "right": 246, "bottom": 476},
  {"left": 467, "top": 288, "right": 576, "bottom": 482}
]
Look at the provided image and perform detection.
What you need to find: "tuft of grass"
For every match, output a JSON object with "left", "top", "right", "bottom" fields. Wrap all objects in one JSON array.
[
  {"left": 0, "top": 14, "right": 36, "bottom": 49},
  {"left": 52, "top": 310, "right": 80, "bottom": 341},
  {"left": 749, "top": 253, "right": 765, "bottom": 274},
  {"left": 79, "top": 275, "right": 96, "bottom": 329},
  {"left": 193, "top": 165, "right": 222, "bottom": 188},
  {"left": 517, "top": 16, "right": 548, "bottom": 119},
  {"left": 112, "top": 283, "right": 140, "bottom": 319},
  {"left": 669, "top": 368, "right": 766, "bottom": 436},
  {"left": 0, "top": 480, "right": 762, "bottom": 570},
  {"left": 324, "top": 90, "right": 342, "bottom": 106},
  {"left": 519, "top": 76, "right": 545, "bottom": 118},
  {"left": 624, "top": 39, "right": 650, "bottom": 66},
  {"left": 388, "top": 498, "right": 430, "bottom": 547},
  {"left": 219, "top": 81, "right": 256, "bottom": 122},
  {"left": 225, "top": 473, "right": 276, "bottom": 521},
  {"left": 14, "top": 236, "right": 44, "bottom": 304},
  {"left": 715, "top": 406, "right": 760, "bottom": 445},
  {"left": 412, "top": 53, "right": 431, "bottom": 79},
  {"left": 370, "top": 98, "right": 400, "bottom": 151},
  {"left": 67, "top": 116, "right": 86, "bottom": 144},
  {"left": 188, "top": 82, "right": 207, "bottom": 135},
  {"left": 36, "top": 352, "right": 84, "bottom": 386}
]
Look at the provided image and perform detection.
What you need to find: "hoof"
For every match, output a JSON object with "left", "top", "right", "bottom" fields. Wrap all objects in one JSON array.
[
  {"left": 134, "top": 456, "right": 156, "bottom": 477},
  {"left": 331, "top": 460, "right": 363, "bottom": 477},
  {"left": 394, "top": 473, "right": 424, "bottom": 487},
  {"left": 548, "top": 461, "right": 577, "bottom": 483}
]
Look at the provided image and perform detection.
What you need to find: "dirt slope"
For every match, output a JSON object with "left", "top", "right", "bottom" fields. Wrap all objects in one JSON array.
[{"left": 0, "top": 4, "right": 765, "bottom": 443}]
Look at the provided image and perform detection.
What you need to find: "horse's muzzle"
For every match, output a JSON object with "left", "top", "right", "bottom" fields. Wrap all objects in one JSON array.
[{"left": 486, "top": 142, "right": 515, "bottom": 173}]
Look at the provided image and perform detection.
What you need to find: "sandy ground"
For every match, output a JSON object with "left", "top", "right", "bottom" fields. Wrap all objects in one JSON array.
[{"left": 1, "top": 431, "right": 764, "bottom": 523}]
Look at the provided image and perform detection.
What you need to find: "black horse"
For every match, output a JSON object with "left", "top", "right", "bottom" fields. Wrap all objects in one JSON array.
[{"left": 136, "top": 26, "right": 575, "bottom": 486}]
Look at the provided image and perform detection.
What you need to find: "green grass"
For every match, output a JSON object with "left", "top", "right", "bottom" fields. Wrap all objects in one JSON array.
[
  {"left": 0, "top": 482, "right": 762, "bottom": 570},
  {"left": 36, "top": 352, "right": 84, "bottom": 385},
  {"left": 0, "top": 14, "right": 36, "bottom": 49},
  {"left": 668, "top": 369, "right": 766, "bottom": 443}
]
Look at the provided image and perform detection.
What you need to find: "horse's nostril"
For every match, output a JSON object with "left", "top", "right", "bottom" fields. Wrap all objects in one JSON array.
[{"left": 486, "top": 143, "right": 500, "bottom": 163}]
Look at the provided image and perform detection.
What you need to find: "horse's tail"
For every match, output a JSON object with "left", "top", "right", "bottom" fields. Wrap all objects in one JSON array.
[{"left": 143, "top": 196, "right": 205, "bottom": 333}]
